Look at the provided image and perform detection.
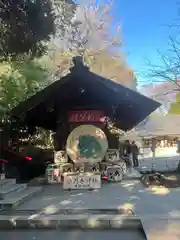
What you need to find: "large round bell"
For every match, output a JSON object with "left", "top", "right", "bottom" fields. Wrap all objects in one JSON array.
[{"left": 66, "top": 125, "right": 108, "bottom": 164}]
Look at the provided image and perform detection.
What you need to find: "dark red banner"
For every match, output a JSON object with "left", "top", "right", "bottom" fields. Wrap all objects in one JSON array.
[{"left": 68, "top": 110, "right": 105, "bottom": 123}]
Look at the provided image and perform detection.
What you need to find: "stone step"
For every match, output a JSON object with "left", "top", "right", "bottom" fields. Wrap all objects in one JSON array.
[
  {"left": 0, "top": 179, "right": 16, "bottom": 187},
  {"left": 0, "top": 214, "right": 145, "bottom": 231},
  {"left": 0, "top": 208, "right": 133, "bottom": 216},
  {"left": 0, "top": 184, "right": 27, "bottom": 200},
  {"left": 0, "top": 187, "right": 43, "bottom": 210}
]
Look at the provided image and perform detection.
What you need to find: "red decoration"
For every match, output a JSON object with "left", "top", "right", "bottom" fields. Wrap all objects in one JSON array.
[{"left": 68, "top": 110, "right": 105, "bottom": 123}]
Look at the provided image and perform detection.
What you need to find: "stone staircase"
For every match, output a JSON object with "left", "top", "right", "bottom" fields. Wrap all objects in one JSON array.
[{"left": 0, "top": 178, "right": 42, "bottom": 210}]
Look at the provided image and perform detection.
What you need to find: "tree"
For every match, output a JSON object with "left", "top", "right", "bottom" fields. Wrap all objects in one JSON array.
[
  {"left": 0, "top": 0, "right": 76, "bottom": 151},
  {"left": 0, "top": 57, "right": 50, "bottom": 120},
  {"left": 49, "top": 0, "right": 137, "bottom": 89},
  {"left": 139, "top": 82, "right": 178, "bottom": 115},
  {"left": 148, "top": 36, "right": 180, "bottom": 86},
  {"left": 168, "top": 93, "right": 180, "bottom": 114},
  {"left": 147, "top": 19, "right": 180, "bottom": 171},
  {"left": 0, "top": 56, "right": 54, "bottom": 150},
  {"left": 0, "top": 0, "right": 55, "bottom": 59},
  {"left": 53, "top": 0, "right": 76, "bottom": 38},
  {"left": 0, "top": 0, "right": 76, "bottom": 118},
  {"left": 147, "top": 36, "right": 180, "bottom": 112}
]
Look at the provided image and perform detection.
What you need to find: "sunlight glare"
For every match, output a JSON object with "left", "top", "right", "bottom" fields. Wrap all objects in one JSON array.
[
  {"left": 150, "top": 186, "right": 169, "bottom": 195},
  {"left": 43, "top": 204, "right": 58, "bottom": 214}
]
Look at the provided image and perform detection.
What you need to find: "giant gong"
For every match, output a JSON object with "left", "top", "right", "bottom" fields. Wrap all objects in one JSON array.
[{"left": 66, "top": 125, "right": 108, "bottom": 163}]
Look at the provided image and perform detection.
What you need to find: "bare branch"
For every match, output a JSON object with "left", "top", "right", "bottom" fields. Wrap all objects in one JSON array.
[
  {"left": 147, "top": 35, "right": 180, "bottom": 95},
  {"left": 47, "top": 0, "right": 136, "bottom": 89}
]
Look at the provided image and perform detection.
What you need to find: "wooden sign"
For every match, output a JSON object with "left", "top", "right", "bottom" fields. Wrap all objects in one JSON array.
[
  {"left": 68, "top": 110, "right": 105, "bottom": 123},
  {"left": 63, "top": 172, "right": 101, "bottom": 189},
  {"left": 63, "top": 173, "right": 78, "bottom": 189}
]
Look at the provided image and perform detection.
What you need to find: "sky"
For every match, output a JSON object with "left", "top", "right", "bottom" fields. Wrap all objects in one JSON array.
[
  {"left": 111, "top": 0, "right": 179, "bottom": 85},
  {"left": 75, "top": 0, "right": 179, "bottom": 86}
]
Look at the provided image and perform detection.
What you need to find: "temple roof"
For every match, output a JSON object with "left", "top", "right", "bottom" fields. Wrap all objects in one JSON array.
[
  {"left": 10, "top": 56, "right": 161, "bottom": 131},
  {"left": 135, "top": 115, "right": 180, "bottom": 137}
]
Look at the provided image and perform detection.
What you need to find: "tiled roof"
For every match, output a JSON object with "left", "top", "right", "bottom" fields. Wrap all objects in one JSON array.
[{"left": 137, "top": 115, "right": 180, "bottom": 136}]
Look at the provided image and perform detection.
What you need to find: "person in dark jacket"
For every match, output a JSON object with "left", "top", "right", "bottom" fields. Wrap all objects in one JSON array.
[
  {"left": 124, "top": 140, "right": 131, "bottom": 156},
  {"left": 131, "top": 141, "right": 139, "bottom": 167},
  {"left": 123, "top": 140, "right": 132, "bottom": 167}
]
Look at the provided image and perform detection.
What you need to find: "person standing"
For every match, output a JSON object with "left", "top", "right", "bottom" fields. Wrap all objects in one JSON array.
[
  {"left": 131, "top": 141, "right": 139, "bottom": 167},
  {"left": 151, "top": 139, "right": 156, "bottom": 158},
  {"left": 176, "top": 139, "right": 180, "bottom": 154},
  {"left": 151, "top": 138, "right": 157, "bottom": 169},
  {"left": 123, "top": 140, "right": 132, "bottom": 168}
]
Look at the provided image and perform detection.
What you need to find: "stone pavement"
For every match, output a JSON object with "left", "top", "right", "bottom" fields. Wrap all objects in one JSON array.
[
  {"left": 0, "top": 179, "right": 180, "bottom": 238},
  {"left": 17, "top": 182, "right": 137, "bottom": 211},
  {"left": 9, "top": 157, "right": 179, "bottom": 216},
  {"left": 12, "top": 177, "right": 180, "bottom": 239},
  {"left": 1, "top": 164, "right": 180, "bottom": 238},
  {"left": 15, "top": 179, "right": 180, "bottom": 218}
]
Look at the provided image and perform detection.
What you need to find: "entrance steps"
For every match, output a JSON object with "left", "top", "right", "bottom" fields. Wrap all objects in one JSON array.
[
  {"left": 0, "top": 178, "right": 16, "bottom": 187},
  {"left": 0, "top": 178, "right": 42, "bottom": 210}
]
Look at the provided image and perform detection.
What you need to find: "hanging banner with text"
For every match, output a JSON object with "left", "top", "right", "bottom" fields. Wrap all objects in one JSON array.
[{"left": 68, "top": 110, "right": 105, "bottom": 123}]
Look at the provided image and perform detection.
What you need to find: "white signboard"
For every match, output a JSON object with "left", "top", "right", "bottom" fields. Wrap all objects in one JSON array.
[
  {"left": 63, "top": 172, "right": 101, "bottom": 189},
  {"left": 63, "top": 173, "right": 78, "bottom": 189}
]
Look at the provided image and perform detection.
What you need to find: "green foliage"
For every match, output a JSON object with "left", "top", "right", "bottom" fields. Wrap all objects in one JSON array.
[
  {"left": 20, "top": 145, "right": 53, "bottom": 164},
  {"left": 168, "top": 103, "right": 180, "bottom": 114},
  {"left": 0, "top": 0, "right": 55, "bottom": 59},
  {"left": 0, "top": 57, "right": 49, "bottom": 119},
  {"left": 168, "top": 93, "right": 180, "bottom": 114},
  {"left": 0, "top": 0, "right": 75, "bottom": 150}
]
